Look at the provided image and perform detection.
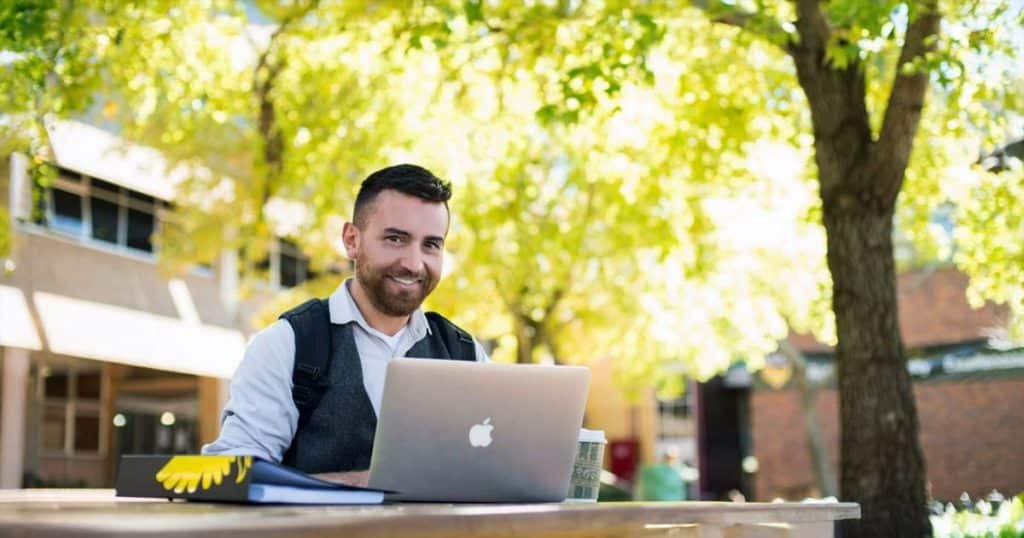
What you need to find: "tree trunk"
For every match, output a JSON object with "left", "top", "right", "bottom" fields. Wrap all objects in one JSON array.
[
  {"left": 691, "top": 0, "right": 938, "bottom": 532},
  {"left": 822, "top": 198, "right": 929, "bottom": 537},
  {"left": 514, "top": 315, "right": 538, "bottom": 364},
  {"left": 783, "top": 1, "right": 937, "bottom": 532}
]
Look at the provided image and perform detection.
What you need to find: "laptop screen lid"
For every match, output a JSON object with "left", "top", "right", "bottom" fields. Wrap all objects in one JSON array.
[{"left": 368, "top": 359, "right": 590, "bottom": 503}]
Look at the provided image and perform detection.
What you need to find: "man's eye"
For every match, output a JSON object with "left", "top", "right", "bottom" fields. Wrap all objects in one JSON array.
[
  {"left": 385, "top": 236, "right": 403, "bottom": 244},
  {"left": 425, "top": 241, "right": 442, "bottom": 250}
]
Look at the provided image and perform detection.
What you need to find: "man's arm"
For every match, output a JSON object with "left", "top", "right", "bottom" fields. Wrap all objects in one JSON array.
[{"left": 201, "top": 320, "right": 299, "bottom": 462}]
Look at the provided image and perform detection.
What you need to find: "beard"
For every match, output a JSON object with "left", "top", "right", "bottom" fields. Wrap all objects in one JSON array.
[{"left": 354, "top": 255, "right": 438, "bottom": 317}]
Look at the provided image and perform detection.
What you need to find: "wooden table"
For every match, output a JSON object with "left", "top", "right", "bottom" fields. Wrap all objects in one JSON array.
[{"left": 0, "top": 489, "right": 859, "bottom": 538}]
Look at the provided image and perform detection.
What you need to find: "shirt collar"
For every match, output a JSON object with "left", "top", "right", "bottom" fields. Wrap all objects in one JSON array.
[{"left": 328, "top": 279, "right": 431, "bottom": 338}]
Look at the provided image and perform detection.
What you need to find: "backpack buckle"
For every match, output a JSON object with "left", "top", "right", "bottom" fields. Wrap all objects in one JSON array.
[
  {"left": 292, "top": 385, "right": 313, "bottom": 406},
  {"left": 295, "top": 363, "right": 320, "bottom": 380}
]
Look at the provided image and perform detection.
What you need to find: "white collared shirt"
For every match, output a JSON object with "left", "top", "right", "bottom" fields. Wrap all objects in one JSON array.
[{"left": 202, "top": 279, "right": 489, "bottom": 462}]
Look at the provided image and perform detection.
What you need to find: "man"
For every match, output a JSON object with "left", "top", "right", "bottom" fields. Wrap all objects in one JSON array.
[{"left": 203, "top": 164, "right": 489, "bottom": 482}]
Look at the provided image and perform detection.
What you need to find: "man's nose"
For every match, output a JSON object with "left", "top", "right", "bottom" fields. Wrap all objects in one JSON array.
[{"left": 398, "top": 248, "right": 424, "bottom": 274}]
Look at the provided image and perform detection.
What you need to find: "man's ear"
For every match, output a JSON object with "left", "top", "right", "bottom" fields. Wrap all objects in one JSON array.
[{"left": 342, "top": 222, "right": 360, "bottom": 260}]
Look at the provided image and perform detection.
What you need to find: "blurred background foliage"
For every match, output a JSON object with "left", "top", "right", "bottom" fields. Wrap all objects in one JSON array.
[{"left": 0, "top": 0, "right": 1021, "bottom": 398}]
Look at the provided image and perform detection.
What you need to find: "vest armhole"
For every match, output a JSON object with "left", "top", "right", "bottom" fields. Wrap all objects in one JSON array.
[{"left": 425, "top": 311, "right": 477, "bottom": 361}]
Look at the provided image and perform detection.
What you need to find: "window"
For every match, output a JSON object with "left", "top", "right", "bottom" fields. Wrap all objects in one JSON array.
[
  {"left": 42, "top": 405, "right": 67, "bottom": 452},
  {"left": 37, "top": 365, "right": 105, "bottom": 457},
  {"left": 126, "top": 192, "right": 157, "bottom": 251},
  {"left": 44, "top": 372, "right": 69, "bottom": 399},
  {"left": 74, "top": 414, "right": 101, "bottom": 452},
  {"left": 37, "top": 168, "right": 162, "bottom": 255},
  {"left": 279, "top": 239, "right": 311, "bottom": 288},
  {"left": 51, "top": 189, "right": 84, "bottom": 235},
  {"left": 90, "top": 196, "right": 120, "bottom": 243},
  {"left": 248, "top": 238, "right": 339, "bottom": 289},
  {"left": 259, "top": 238, "right": 315, "bottom": 289},
  {"left": 115, "top": 411, "right": 197, "bottom": 455},
  {"left": 658, "top": 389, "right": 695, "bottom": 440}
]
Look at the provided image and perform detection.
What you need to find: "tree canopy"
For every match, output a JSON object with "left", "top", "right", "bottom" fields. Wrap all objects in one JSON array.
[
  {"left": 2, "top": 4, "right": 1022, "bottom": 531},
  {"left": 2, "top": 0, "right": 1021, "bottom": 382}
]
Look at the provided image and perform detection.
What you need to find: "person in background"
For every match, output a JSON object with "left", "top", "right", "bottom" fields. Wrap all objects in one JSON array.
[{"left": 634, "top": 446, "right": 686, "bottom": 501}]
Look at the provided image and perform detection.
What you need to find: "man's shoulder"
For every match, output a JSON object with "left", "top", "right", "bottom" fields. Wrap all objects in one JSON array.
[
  {"left": 424, "top": 311, "right": 473, "bottom": 338},
  {"left": 276, "top": 299, "right": 332, "bottom": 353},
  {"left": 279, "top": 297, "right": 329, "bottom": 321},
  {"left": 247, "top": 319, "right": 295, "bottom": 355},
  {"left": 230, "top": 319, "right": 295, "bottom": 385},
  {"left": 423, "top": 311, "right": 484, "bottom": 361}
]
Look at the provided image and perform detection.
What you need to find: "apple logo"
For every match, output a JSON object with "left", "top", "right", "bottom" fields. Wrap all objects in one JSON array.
[{"left": 469, "top": 418, "right": 494, "bottom": 448}]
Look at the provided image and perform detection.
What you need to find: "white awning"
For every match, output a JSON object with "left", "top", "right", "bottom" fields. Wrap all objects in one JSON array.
[
  {"left": 32, "top": 291, "right": 245, "bottom": 379},
  {"left": 46, "top": 120, "right": 192, "bottom": 201},
  {"left": 0, "top": 285, "right": 43, "bottom": 350}
]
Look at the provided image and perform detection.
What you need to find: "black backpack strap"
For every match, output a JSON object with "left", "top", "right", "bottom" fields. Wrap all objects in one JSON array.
[
  {"left": 279, "top": 298, "right": 332, "bottom": 429},
  {"left": 424, "top": 311, "right": 477, "bottom": 361}
]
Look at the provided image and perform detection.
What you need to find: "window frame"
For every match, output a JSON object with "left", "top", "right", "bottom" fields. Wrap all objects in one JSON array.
[
  {"left": 41, "top": 169, "right": 163, "bottom": 258},
  {"left": 657, "top": 389, "right": 696, "bottom": 441},
  {"left": 258, "top": 238, "right": 314, "bottom": 290},
  {"left": 36, "top": 364, "right": 107, "bottom": 459},
  {"left": 277, "top": 238, "right": 311, "bottom": 289}
]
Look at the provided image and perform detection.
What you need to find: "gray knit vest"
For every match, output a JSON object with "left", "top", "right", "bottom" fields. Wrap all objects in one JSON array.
[{"left": 281, "top": 322, "right": 472, "bottom": 473}]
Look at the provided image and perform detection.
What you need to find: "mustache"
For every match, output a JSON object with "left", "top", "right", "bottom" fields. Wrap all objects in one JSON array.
[{"left": 386, "top": 268, "right": 427, "bottom": 281}]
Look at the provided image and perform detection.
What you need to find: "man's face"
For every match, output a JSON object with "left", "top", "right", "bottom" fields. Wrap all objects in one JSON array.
[{"left": 343, "top": 190, "right": 448, "bottom": 317}]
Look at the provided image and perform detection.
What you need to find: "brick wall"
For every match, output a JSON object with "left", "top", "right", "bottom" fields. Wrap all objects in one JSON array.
[
  {"left": 750, "top": 377, "right": 1024, "bottom": 502},
  {"left": 789, "top": 267, "right": 1010, "bottom": 354}
]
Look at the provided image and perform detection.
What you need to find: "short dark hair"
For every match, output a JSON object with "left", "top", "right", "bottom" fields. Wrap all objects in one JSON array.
[{"left": 353, "top": 164, "right": 452, "bottom": 227}]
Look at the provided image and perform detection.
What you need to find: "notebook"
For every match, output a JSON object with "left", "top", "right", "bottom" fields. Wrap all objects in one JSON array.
[
  {"left": 115, "top": 454, "right": 387, "bottom": 504},
  {"left": 367, "top": 359, "right": 591, "bottom": 502}
]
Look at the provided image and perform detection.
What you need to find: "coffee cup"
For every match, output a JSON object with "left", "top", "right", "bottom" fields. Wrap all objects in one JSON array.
[{"left": 566, "top": 428, "right": 606, "bottom": 502}]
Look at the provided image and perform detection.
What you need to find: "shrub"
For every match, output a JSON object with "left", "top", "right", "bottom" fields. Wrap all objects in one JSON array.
[{"left": 931, "top": 493, "right": 1024, "bottom": 538}]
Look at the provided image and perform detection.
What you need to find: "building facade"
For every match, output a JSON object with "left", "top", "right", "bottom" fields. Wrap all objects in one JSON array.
[
  {"left": 0, "top": 121, "right": 309, "bottom": 488},
  {"left": 748, "top": 267, "right": 1024, "bottom": 502},
  {"left": 593, "top": 266, "right": 1024, "bottom": 502}
]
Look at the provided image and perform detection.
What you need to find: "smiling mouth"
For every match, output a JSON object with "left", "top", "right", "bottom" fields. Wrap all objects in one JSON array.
[{"left": 388, "top": 275, "right": 422, "bottom": 287}]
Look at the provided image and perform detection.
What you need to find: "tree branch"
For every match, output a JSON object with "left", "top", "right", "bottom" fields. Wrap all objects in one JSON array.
[
  {"left": 778, "top": 338, "right": 838, "bottom": 498},
  {"left": 538, "top": 321, "right": 564, "bottom": 366},
  {"left": 793, "top": 0, "right": 831, "bottom": 54},
  {"left": 787, "top": 0, "right": 874, "bottom": 200},
  {"left": 252, "top": 0, "right": 321, "bottom": 207},
  {"left": 872, "top": 0, "right": 941, "bottom": 206},
  {"left": 548, "top": 179, "right": 595, "bottom": 311},
  {"left": 689, "top": 0, "right": 793, "bottom": 50}
]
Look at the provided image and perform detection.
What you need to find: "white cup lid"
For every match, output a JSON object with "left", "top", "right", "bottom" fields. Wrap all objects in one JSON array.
[{"left": 578, "top": 428, "right": 606, "bottom": 443}]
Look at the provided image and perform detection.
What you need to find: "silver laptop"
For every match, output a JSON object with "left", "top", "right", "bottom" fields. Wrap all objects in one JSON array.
[{"left": 367, "top": 358, "right": 590, "bottom": 503}]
